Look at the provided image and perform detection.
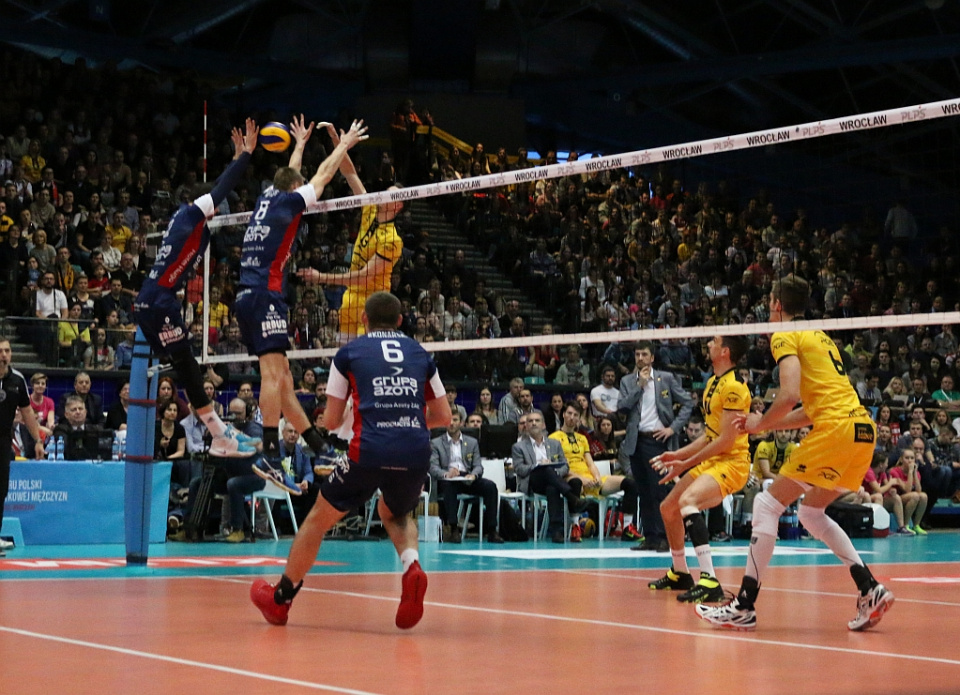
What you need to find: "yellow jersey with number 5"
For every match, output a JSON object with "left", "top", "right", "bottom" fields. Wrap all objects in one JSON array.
[{"left": 770, "top": 330, "right": 860, "bottom": 421}]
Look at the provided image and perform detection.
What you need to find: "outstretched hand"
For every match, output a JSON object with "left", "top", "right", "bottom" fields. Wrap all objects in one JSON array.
[
  {"left": 320, "top": 122, "right": 339, "bottom": 146},
  {"left": 339, "top": 120, "right": 369, "bottom": 150},
  {"left": 240, "top": 117, "right": 258, "bottom": 155},
  {"left": 651, "top": 452, "right": 688, "bottom": 485},
  {"left": 735, "top": 412, "right": 764, "bottom": 434},
  {"left": 290, "top": 114, "right": 315, "bottom": 146}
]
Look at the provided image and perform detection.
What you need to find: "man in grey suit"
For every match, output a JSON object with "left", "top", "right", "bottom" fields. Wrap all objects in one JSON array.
[
  {"left": 430, "top": 412, "right": 504, "bottom": 543},
  {"left": 512, "top": 411, "right": 587, "bottom": 543},
  {"left": 619, "top": 340, "right": 694, "bottom": 551}
]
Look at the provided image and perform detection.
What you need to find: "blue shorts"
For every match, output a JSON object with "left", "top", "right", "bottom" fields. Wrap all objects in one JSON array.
[
  {"left": 134, "top": 288, "right": 190, "bottom": 355},
  {"left": 321, "top": 458, "right": 429, "bottom": 518},
  {"left": 234, "top": 288, "right": 289, "bottom": 356}
]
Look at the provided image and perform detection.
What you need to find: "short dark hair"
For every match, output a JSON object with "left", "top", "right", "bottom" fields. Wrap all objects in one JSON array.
[
  {"left": 634, "top": 339, "right": 654, "bottom": 354},
  {"left": 563, "top": 400, "right": 582, "bottom": 415},
  {"left": 273, "top": 166, "right": 304, "bottom": 191},
  {"left": 365, "top": 291, "right": 402, "bottom": 329},
  {"left": 771, "top": 275, "right": 810, "bottom": 316},
  {"left": 720, "top": 335, "right": 749, "bottom": 364}
]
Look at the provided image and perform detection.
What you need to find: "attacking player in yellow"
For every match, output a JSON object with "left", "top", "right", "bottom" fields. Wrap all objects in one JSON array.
[
  {"left": 648, "top": 334, "right": 751, "bottom": 603},
  {"left": 298, "top": 123, "right": 404, "bottom": 345},
  {"left": 698, "top": 275, "right": 893, "bottom": 632}
]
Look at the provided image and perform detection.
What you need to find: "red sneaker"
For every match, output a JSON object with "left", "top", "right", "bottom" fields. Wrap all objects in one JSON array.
[
  {"left": 250, "top": 578, "right": 290, "bottom": 626},
  {"left": 622, "top": 524, "right": 644, "bottom": 542},
  {"left": 395, "top": 561, "right": 428, "bottom": 630},
  {"left": 570, "top": 523, "right": 583, "bottom": 543}
]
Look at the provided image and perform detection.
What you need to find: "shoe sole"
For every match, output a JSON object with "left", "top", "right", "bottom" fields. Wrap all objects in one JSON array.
[
  {"left": 396, "top": 569, "right": 428, "bottom": 629},
  {"left": 251, "top": 465, "right": 303, "bottom": 495},
  {"left": 209, "top": 446, "right": 258, "bottom": 458},
  {"left": 695, "top": 604, "right": 757, "bottom": 631},
  {"left": 850, "top": 593, "right": 895, "bottom": 631},
  {"left": 678, "top": 591, "right": 725, "bottom": 604}
]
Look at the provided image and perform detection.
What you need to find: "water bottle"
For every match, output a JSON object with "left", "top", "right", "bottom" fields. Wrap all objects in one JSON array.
[
  {"left": 112, "top": 433, "right": 121, "bottom": 461},
  {"left": 45, "top": 436, "right": 55, "bottom": 460},
  {"left": 119, "top": 436, "right": 126, "bottom": 461},
  {"left": 55, "top": 436, "right": 65, "bottom": 461}
]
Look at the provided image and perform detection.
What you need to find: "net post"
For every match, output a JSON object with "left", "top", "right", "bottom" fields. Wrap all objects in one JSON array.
[{"left": 124, "top": 328, "right": 160, "bottom": 566}]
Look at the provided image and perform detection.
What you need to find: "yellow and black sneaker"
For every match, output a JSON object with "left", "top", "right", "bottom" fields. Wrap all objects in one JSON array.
[
  {"left": 677, "top": 572, "right": 725, "bottom": 603},
  {"left": 649, "top": 568, "right": 695, "bottom": 591}
]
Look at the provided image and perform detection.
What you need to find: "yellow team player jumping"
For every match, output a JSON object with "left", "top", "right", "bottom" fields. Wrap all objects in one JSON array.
[
  {"left": 299, "top": 122, "right": 405, "bottom": 345},
  {"left": 698, "top": 275, "right": 893, "bottom": 632},
  {"left": 649, "top": 334, "right": 751, "bottom": 603}
]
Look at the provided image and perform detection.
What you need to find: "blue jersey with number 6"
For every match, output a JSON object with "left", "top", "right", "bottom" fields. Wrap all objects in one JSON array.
[{"left": 326, "top": 330, "right": 446, "bottom": 468}]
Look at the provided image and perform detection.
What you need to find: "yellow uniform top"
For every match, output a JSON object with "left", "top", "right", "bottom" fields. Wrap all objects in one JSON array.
[
  {"left": 770, "top": 329, "right": 861, "bottom": 421},
  {"left": 351, "top": 205, "right": 403, "bottom": 295},
  {"left": 549, "top": 429, "right": 591, "bottom": 478},
  {"left": 702, "top": 368, "right": 751, "bottom": 461},
  {"left": 751, "top": 439, "right": 798, "bottom": 477}
]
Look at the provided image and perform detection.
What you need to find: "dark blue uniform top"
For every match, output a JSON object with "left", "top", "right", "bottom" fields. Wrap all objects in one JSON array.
[
  {"left": 239, "top": 183, "right": 317, "bottom": 294},
  {"left": 141, "top": 152, "right": 252, "bottom": 295},
  {"left": 327, "top": 330, "right": 446, "bottom": 469}
]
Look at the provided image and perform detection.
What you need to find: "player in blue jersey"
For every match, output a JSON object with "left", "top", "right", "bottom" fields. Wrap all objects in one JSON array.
[
  {"left": 134, "top": 119, "right": 260, "bottom": 457},
  {"left": 236, "top": 118, "right": 368, "bottom": 491},
  {"left": 251, "top": 291, "right": 452, "bottom": 629}
]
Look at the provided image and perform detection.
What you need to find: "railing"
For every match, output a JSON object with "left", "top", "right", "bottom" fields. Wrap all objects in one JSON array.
[{"left": 0, "top": 315, "right": 130, "bottom": 370}]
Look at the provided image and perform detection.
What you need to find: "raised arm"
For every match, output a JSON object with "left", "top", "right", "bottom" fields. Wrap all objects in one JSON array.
[
  {"left": 322, "top": 122, "right": 366, "bottom": 196},
  {"left": 287, "top": 114, "right": 315, "bottom": 174},
  {"left": 307, "top": 120, "right": 368, "bottom": 199}
]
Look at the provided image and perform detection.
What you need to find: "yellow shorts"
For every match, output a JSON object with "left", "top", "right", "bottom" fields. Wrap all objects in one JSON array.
[
  {"left": 338, "top": 290, "right": 367, "bottom": 339},
  {"left": 779, "top": 414, "right": 875, "bottom": 492},
  {"left": 688, "top": 454, "right": 750, "bottom": 497}
]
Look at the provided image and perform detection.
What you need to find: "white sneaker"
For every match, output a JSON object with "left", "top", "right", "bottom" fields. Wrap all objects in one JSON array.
[
  {"left": 0, "top": 538, "right": 14, "bottom": 550},
  {"left": 696, "top": 600, "right": 757, "bottom": 631},
  {"left": 848, "top": 583, "right": 894, "bottom": 631}
]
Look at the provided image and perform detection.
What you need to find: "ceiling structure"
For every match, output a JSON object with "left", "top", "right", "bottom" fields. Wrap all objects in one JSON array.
[{"left": 1, "top": 0, "right": 959, "bottom": 153}]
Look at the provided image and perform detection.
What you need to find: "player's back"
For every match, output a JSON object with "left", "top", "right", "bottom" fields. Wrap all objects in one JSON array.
[
  {"left": 348, "top": 206, "right": 403, "bottom": 293},
  {"left": 703, "top": 368, "right": 750, "bottom": 460},
  {"left": 143, "top": 197, "right": 212, "bottom": 293},
  {"left": 334, "top": 330, "right": 442, "bottom": 468},
  {"left": 239, "top": 185, "right": 312, "bottom": 293},
  {"left": 770, "top": 329, "right": 862, "bottom": 421}
]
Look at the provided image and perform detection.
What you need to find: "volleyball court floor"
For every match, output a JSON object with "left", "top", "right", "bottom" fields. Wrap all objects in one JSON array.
[{"left": 1, "top": 529, "right": 958, "bottom": 695}]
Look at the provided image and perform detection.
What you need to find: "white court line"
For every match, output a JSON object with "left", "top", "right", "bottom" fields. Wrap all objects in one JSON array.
[
  {"left": 207, "top": 577, "right": 960, "bottom": 667},
  {"left": 0, "top": 626, "right": 385, "bottom": 695},
  {"left": 555, "top": 569, "right": 960, "bottom": 607}
]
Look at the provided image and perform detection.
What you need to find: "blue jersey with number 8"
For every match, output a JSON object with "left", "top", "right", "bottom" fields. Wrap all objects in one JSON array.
[{"left": 326, "top": 330, "right": 446, "bottom": 468}]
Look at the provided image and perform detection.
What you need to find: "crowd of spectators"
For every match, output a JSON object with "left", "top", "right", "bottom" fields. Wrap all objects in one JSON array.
[{"left": 3, "top": 48, "right": 960, "bottom": 536}]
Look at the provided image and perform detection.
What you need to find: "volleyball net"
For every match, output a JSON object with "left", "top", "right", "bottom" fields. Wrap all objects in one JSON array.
[{"left": 196, "top": 97, "right": 960, "bottom": 383}]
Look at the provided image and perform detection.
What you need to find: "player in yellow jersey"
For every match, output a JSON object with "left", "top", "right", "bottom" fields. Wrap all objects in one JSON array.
[
  {"left": 299, "top": 123, "right": 404, "bottom": 345},
  {"left": 698, "top": 276, "right": 893, "bottom": 632},
  {"left": 548, "top": 400, "right": 640, "bottom": 542},
  {"left": 648, "top": 334, "right": 751, "bottom": 603}
]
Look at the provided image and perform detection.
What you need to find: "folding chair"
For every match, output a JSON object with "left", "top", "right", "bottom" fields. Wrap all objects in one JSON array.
[{"left": 251, "top": 479, "right": 299, "bottom": 541}]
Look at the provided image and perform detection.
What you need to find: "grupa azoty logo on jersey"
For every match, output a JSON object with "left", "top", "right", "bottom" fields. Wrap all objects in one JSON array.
[{"left": 372, "top": 374, "right": 418, "bottom": 397}]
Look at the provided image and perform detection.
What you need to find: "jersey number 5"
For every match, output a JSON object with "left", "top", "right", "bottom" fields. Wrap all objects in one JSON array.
[{"left": 381, "top": 340, "right": 404, "bottom": 363}]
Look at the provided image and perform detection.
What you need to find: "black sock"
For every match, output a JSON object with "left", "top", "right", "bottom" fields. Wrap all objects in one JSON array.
[
  {"left": 263, "top": 427, "right": 280, "bottom": 458},
  {"left": 274, "top": 574, "right": 302, "bottom": 605},
  {"left": 683, "top": 512, "right": 710, "bottom": 548},
  {"left": 301, "top": 426, "right": 327, "bottom": 454},
  {"left": 737, "top": 575, "right": 760, "bottom": 609},
  {"left": 850, "top": 563, "right": 877, "bottom": 595}
]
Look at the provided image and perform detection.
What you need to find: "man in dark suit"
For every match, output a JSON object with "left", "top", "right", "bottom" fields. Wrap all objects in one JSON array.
[
  {"left": 55, "top": 371, "right": 104, "bottom": 426},
  {"left": 430, "top": 412, "right": 503, "bottom": 543},
  {"left": 619, "top": 340, "right": 694, "bottom": 551},
  {"left": 52, "top": 394, "right": 104, "bottom": 460},
  {"left": 512, "top": 411, "right": 586, "bottom": 543}
]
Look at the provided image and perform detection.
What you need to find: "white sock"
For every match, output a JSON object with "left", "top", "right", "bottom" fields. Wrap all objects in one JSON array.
[
  {"left": 199, "top": 409, "right": 227, "bottom": 437},
  {"left": 400, "top": 548, "right": 419, "bottom": 572},
  {"left": 623, "top": 514, "right": 634, "bottom": 527},
  {"left": 695, "top": 544, "right": 715, "bottom": 578},
  {"left": 671, "top": 549, "right": 688, "bottom": 574}
]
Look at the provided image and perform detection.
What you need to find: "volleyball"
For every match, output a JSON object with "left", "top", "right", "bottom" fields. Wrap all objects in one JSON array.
[{"left": 260, "top": 122, "right": 292, "bottom": 152}]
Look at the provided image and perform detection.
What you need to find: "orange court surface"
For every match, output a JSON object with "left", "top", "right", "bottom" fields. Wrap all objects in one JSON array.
[{"left": 1, "top": 533, "right": 958, "bottom": 695}]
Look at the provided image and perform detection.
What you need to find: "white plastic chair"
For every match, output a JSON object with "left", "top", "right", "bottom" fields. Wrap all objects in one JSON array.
[
  {"left": 365, "top": 486, "right": 432, "bottom": 537},
  {"left": 480, "top": 457, "right": 527, "bottom": 529},
  {"left": 251, "top": 479, "right": 299, "bottom": 541}
]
